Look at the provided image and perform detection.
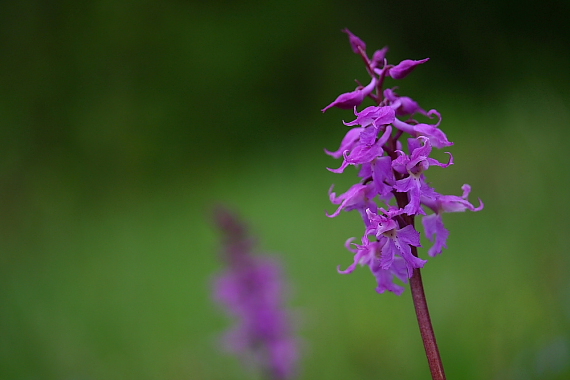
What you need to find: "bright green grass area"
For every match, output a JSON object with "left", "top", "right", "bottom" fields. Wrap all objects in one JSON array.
[{"left": 1, "top": 85, "right": 569, "bottom": 380}]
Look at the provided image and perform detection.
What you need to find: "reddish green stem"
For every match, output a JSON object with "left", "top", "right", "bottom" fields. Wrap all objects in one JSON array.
[
  {"left": 394, "top": 192, "right": 446, "bottom": 379},
  {"left": 409, "top": 254, "right": 446, "bottom": 380}
]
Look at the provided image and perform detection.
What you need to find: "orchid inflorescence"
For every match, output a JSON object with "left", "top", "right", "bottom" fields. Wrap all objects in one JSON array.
[
  {"left": 323, "top": 29, "right": 483, "bottom": 295},
  {"left": 213, "top": 207, "right": 298, "bottom": 380}
]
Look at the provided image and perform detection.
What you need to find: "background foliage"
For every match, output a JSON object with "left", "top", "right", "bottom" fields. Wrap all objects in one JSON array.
[{"left": 1, "top": 1, "right": 569, "bottom": 379}]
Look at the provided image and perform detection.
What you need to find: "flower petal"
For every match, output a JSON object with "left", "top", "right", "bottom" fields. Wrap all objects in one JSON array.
[
  {"left": 422, "top": 213, "right": 449, "bottom": 256},
  {"left": 389, "top": 58, "right": 430, "bottom": 79},
  {"left": 322, "top": 77, "right": 376, "bottom": 112},
  {"left": 342, "top": 28, "right": 366, "bottom": 54},
  {"left": 325, "top": 127, "right": 363, "bottom": 158}
]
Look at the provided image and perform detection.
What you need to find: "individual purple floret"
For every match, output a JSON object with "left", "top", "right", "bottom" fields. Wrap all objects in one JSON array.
[
  {"left": 213, "top": 207, "right": 298, "bottom": 380},
  {"left": 421, "top": 184, "right": 484, "bottom": 256},
  {"left": 322, "top": 29, "right": 483, "bottom": 295},
  {"left": 338, "top": 237, "right": 409, "bottom": 295},
  {"left": 321, "top": 77, "right": 377, "bottom": 112}
]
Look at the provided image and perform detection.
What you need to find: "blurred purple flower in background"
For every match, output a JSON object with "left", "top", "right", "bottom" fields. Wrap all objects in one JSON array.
[{"left": 212, "top": 207, "right": 298, "bottom": 380}]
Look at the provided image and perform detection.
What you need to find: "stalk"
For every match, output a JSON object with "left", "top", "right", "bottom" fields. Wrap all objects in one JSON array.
[
  {"left": 410, "top": 260, "right": 446, "bottom": 380},
  {"left": 395, "top": 192, "right": 446, "bottom": 380}
]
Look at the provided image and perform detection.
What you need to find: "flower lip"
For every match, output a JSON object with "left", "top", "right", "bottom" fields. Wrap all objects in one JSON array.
[{"left": 344, "top": 104, "right": 395, "bottom": 128}]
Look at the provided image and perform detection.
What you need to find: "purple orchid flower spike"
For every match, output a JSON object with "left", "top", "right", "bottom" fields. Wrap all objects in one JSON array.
[
  {"left": 321, "top": 29, "right": 484, "bottom": 380},
  {"left": 213, "top": 207, "right": 299, "bottom": 380}
]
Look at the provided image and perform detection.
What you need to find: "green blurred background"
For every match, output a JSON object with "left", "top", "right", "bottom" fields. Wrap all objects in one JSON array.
[{"left": 1, "top": 1, "right": 569, "bottom": 379}]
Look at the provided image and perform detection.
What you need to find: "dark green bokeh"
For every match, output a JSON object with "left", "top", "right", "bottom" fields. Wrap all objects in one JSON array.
[{"left": 1, "top": 1, "right": 569, "bottom": 379}]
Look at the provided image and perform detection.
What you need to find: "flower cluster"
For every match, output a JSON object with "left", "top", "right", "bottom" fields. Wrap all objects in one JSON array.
[
  {"left": 323, "top": 29, "right": 483, "bottom": 295},
  {"left": 213, "top": 207, "right": 298, "bottom": 380}
]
